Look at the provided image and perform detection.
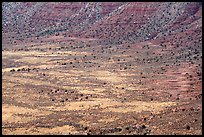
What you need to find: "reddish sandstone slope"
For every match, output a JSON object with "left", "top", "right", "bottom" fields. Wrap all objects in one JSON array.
[
  {"left": 2, "top": 2, "right": 202, "bottom": 45},
  {"left": 2, "top": 2, "right": 124, "bottom": 40},
  {"left": 81, "top": 2, "right": 202, "bottom": 45}
]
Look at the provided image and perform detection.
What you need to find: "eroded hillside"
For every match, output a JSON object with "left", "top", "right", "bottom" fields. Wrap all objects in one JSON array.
[{"left": 2, "top": 2, "right": 202, "bottom": 135}]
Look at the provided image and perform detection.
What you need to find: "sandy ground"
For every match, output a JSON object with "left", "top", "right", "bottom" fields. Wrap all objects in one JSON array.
[{"left": 2, "top": 40, "right": 202, "bottom": 135}]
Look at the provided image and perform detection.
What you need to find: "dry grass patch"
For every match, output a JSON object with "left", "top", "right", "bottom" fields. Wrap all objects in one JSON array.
[
  {"left": 36, "top": 125, "right": 76, "bottom": 135},
  {"left": 4, "top": 75, "right": 57, "bottom": 87},
  {"left": 45, "top": 98, "right": 121, "bottom": 111},
  {"left": 2, "top": 51, "right": 46, "bottom": 57},
  {"left": 2, "top": 104, "right": 52, "bottom": 123},
  {"left": 3, "top": 125, "right": 76, "bottom": 135},
  {"left": 103, "top": 101, "right": 177, "bottom": 114},
  {"left": 16, "top": 57, "right": 51, "bottom": 64},
  {"left": 91, "top": 71, "right": 124, "bottom": 83},
  {"left": 98, "top": 116, "right": 119, "bottom": 123},
  {"left": 44, "top": 98, "right": 176, "bottom": 114}
]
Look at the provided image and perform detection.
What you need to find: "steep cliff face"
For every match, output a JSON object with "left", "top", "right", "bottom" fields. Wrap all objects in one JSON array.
[{"left": 2, "top": 2, "right": 202, "bottom": 45}]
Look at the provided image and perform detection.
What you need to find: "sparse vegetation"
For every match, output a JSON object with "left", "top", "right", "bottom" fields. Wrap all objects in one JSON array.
[{"left": 2, "top": 2, "right": 202, "bottom": 135}]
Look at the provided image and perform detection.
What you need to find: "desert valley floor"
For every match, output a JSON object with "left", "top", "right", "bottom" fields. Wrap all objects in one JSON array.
[
  {"left": 2, "top": 36, "right": 202, "bottom": 135},
  {"left": 2, "top": 2, "right": 202, "bottom": 135}
]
